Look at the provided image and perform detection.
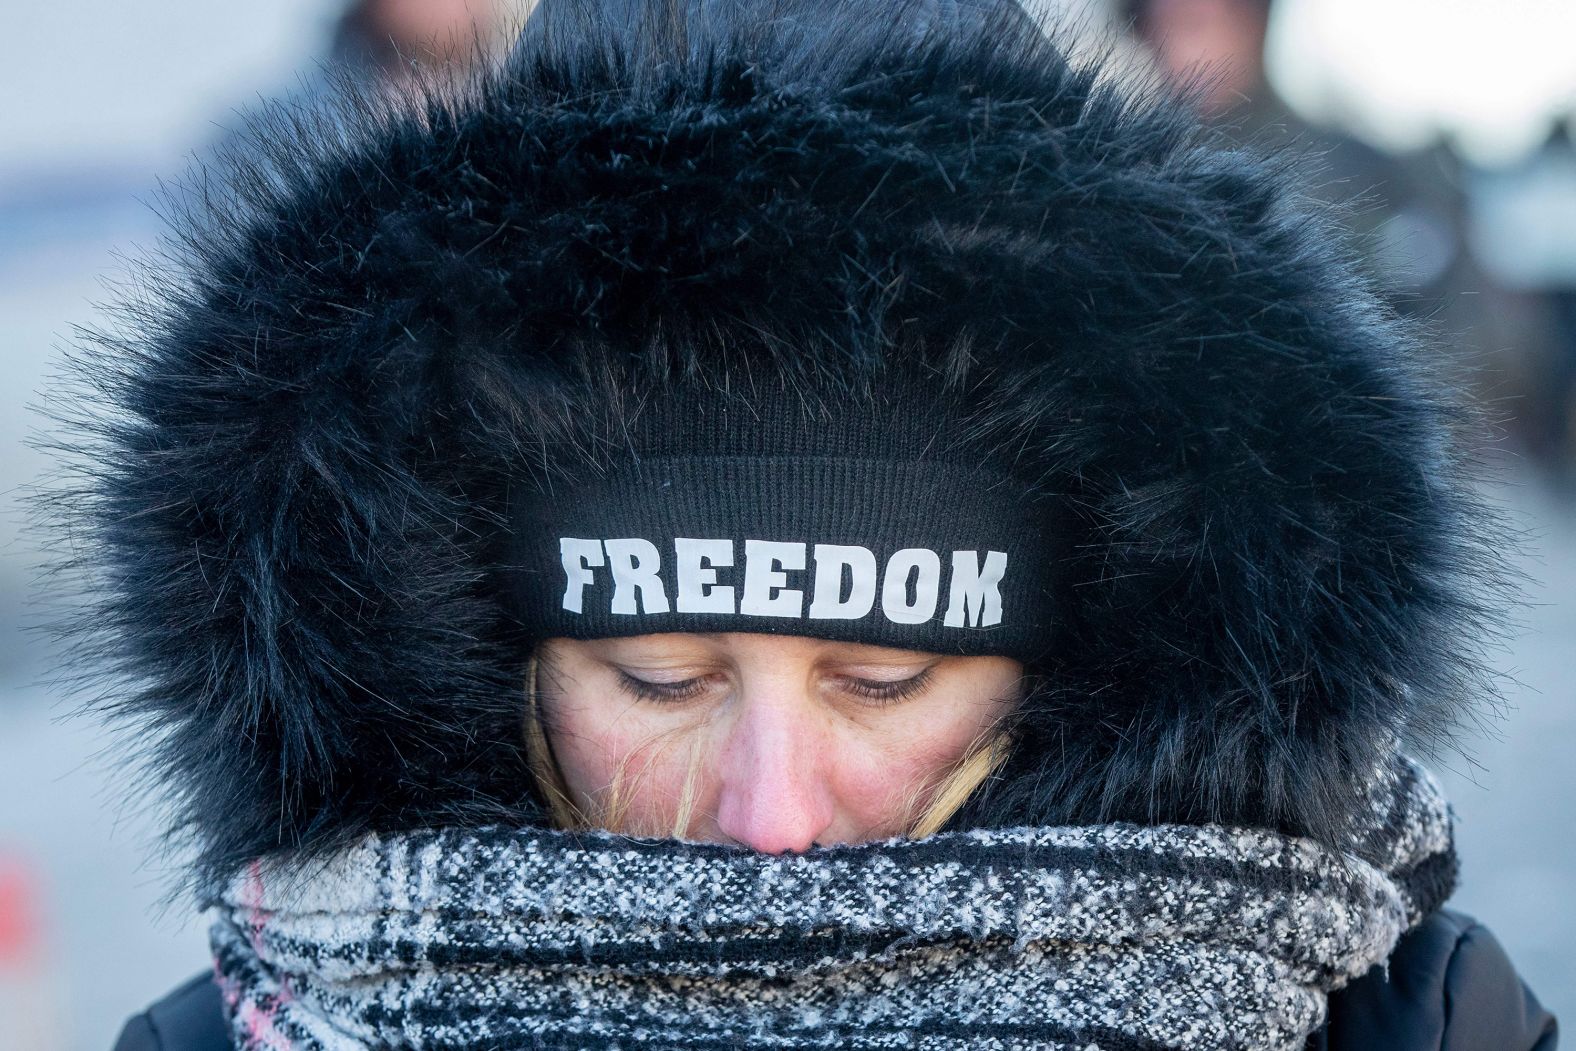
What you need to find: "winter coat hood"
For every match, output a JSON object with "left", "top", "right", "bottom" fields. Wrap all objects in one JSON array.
[{"left": 46, "top": 0, "right": 1508, "bottom": 893}]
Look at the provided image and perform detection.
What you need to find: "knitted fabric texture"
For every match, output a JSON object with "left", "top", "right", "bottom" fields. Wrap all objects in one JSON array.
[
  {"left": 209, "top": 755, "right": 1455, "bottom": 1051},
  {"left": 504, "top": 382, "right": 1063, "bottom": 662}
]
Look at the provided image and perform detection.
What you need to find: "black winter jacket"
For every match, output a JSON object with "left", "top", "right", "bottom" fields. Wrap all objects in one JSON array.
[{"left": 112, "top": 909, "right": 1558, "bottom": 1051}]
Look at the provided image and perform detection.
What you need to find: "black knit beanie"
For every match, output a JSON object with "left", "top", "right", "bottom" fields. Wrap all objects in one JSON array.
[
  {"left": 507, "top": 376, "right": 1060, "bottom": 661},
  {"left": 502, "top": 0, "right": 1071, "bottom": 663}
]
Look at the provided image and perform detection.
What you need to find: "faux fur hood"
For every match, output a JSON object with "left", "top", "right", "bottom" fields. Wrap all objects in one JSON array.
[{"left": 43, "top": 0, "right": 1509, "bottom": 894}]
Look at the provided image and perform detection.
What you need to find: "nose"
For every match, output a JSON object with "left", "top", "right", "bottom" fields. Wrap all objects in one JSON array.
[{"left": 713, "top": 690, "right": 836, "bottom": 854}]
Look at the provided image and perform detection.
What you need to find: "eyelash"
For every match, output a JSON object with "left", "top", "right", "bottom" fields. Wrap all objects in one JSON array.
[{"left": 614, "top": 666, "right": 936, "bottom": 707}]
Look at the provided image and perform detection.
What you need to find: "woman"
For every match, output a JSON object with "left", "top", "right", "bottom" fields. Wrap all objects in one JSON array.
[{"left": 48, "top": 0, "right": 1556, "bottom": 1047}]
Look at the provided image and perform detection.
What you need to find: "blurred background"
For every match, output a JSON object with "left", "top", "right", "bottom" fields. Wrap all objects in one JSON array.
[{"left": 1, "top": 0, "right": 1572, "bottom": 1046}]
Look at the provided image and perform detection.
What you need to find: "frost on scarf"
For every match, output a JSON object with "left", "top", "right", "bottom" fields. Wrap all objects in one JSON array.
[{"left": 209, "top": 755, "right": 1455, "bottom": 1051}]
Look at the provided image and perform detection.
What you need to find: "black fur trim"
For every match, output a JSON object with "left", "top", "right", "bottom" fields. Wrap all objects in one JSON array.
[{"left": 34, "top": 0, "right": 1514, "bottom": 894}]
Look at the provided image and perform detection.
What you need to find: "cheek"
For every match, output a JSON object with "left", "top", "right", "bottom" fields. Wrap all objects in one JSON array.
[
  {"left": 830, "top": 710, "right": 997, "bottom": 830},
  {"left": 546, "top": 700, "right": 699, "bottom": 828}
]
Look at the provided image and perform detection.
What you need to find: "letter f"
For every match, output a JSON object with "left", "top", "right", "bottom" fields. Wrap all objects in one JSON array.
[{"left": 559, "top": 538, "right": 605, "bottom": 613}]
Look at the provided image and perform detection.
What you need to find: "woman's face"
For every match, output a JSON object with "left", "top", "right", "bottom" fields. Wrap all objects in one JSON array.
[{"left": 535, "top": 633, "right": 1023, "bottom": 852}]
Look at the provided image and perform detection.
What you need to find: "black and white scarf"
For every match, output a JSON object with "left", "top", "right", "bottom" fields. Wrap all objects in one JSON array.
[{"left": 208, "top": 755, "right": 1455, "bottom": 1051}]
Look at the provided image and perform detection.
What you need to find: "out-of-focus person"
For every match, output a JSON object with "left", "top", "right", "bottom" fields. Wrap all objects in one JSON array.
[
  {"left": 1118, "top": 0, "right": 1454, "bottom": 280},
  {"left": 201, "top": 0, "right": 517, "bottom": 152},
  {"left": 181, "top": 0, "right": 519, "bottom": 274},
  {"left": 1117, "top": 0, "right": 1534, "bottom": 463},
  {"left": 325, "top": 0, "right": 516, "bottom": 91}
]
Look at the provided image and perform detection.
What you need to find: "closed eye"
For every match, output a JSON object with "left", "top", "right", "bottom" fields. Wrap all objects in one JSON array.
[{"left": 613, "top": 666, "right": 937, "bottom": 707}]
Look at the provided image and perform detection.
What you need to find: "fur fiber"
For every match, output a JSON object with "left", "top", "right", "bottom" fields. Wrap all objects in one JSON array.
[{"left": 38, "top": 0, "right": 1511, "bottom": 895}]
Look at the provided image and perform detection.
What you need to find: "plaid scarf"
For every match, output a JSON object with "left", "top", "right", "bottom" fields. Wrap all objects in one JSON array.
[{"left": 209, "top": 755, "right": 1455, "bottom": 1051}]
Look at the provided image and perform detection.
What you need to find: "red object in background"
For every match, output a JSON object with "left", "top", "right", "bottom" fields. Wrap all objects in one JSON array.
[
  {"left": 0, "top": 856, "right": 42, "bottom": 968},
  {"left": 0, "top": 853, "right": 64, "bottom": 1049}
]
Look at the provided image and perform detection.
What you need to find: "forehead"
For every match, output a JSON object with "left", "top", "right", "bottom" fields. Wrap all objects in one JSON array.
[{"left": 549, "top": 631, "right": 935, "bottom": 663}]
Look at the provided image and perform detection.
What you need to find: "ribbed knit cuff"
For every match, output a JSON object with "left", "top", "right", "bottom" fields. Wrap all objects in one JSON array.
[{"left": 507, "top": 455, "right": 1056, "bottom": 660}]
